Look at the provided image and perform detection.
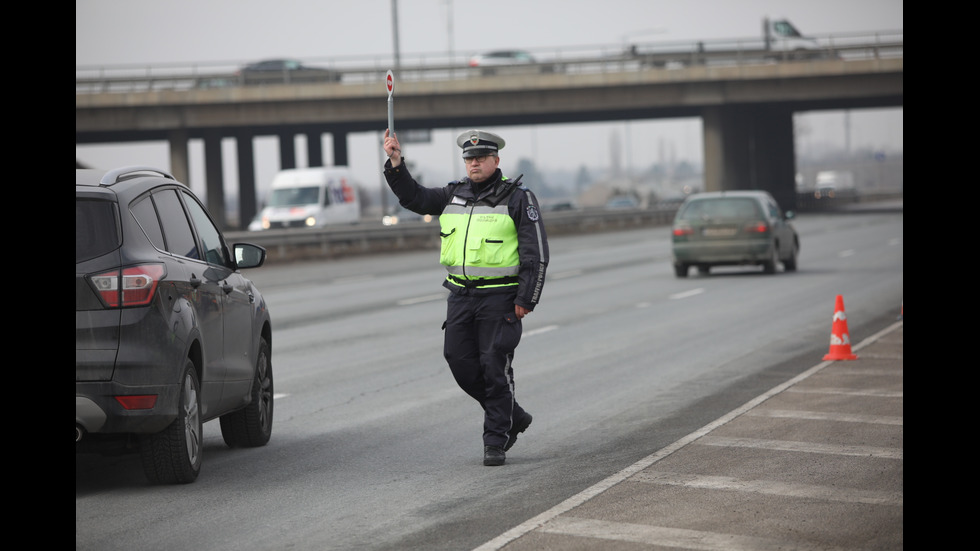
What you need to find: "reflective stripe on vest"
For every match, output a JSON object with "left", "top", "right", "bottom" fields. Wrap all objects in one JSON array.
[{"left": 440, "top": 203, "right": 519, "bottom": 287}]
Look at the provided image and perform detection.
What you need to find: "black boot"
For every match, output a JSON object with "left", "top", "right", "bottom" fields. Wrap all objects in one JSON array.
[
  {"left": 484, "top": 446, "right": 506, "bottom": 466},
  {"left": 505, "top": 412, "right": 533, "bottom": 452}
]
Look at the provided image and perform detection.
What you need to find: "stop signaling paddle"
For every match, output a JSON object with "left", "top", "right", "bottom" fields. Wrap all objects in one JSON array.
[{"left": 386, "top": 70, "right": 394, "bottom": 137}]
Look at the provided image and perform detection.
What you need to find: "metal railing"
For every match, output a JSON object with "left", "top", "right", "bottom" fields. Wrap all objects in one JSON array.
[
  {"left": 76, "top": 30, "right": 902, "bottom": 95},
  {"left": 225, "top": 191, "right": 902, "bottom": 264},
  {"left": 225, "top": 205, "right": 681, "bottom": 263}
]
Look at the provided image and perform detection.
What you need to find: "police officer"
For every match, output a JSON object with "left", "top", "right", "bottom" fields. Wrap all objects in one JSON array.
[{"left": 382, "top": 129, "right": 549, "bottom": 466}]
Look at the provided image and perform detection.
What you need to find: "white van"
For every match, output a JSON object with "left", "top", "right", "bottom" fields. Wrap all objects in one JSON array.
[{"left": 249, "top": 167, "right": 361, "bottom": 230}]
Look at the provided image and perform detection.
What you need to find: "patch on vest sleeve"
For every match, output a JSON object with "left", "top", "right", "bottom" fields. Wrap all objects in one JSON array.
[{"left": 526, "top": 205, "right": 540, "bottom": 221}]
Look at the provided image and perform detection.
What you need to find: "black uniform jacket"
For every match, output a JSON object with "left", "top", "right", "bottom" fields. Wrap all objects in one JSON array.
[{"left": 384, "top": 160, "right": 549, "bottom": 311}]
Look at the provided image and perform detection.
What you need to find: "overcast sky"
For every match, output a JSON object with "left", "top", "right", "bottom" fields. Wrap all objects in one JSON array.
[{"left": 76, "top": 0, "right": 904, "bottom": 199}]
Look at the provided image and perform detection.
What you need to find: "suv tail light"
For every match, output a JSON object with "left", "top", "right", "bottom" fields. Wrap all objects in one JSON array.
[{"left": 89, "top": 264, "right": 166, "bottom": 308}]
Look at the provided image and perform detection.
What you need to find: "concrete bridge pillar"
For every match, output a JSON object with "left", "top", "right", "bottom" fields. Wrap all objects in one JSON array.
[
  {"left": 236, "top": 132, "right": 257, "bottom": 230},
  {"left": 168, "top": 129, "right": 190, "bottom": 186},
  {"left": 279, "top": 133, "right": 297, "bottom": 170},
  {"left": 203, "top": 131, "right": 227, "bottom": 230},
  {"left": 702, "top": 105, "right": 798, "bottom": 212},
  {"left": 307, "top": 132, "right": 323, "bottom": 167},
  {"left": 333, "top": 131, "right": 349, "bottom": 166}
]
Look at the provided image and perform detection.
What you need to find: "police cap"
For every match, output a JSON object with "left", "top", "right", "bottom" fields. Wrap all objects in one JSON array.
[{"left": 456, "top": 130, "right": 506, "bottom": 158}]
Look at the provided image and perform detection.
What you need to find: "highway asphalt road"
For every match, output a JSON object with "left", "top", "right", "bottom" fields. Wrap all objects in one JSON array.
[{"left": 76, "top": 209, "right": 903, "bottom": 550}]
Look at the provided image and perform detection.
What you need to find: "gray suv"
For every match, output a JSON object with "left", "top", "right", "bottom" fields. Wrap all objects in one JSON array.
[{"left": 76, "top": 166, "right": 273, "bottom": 484}]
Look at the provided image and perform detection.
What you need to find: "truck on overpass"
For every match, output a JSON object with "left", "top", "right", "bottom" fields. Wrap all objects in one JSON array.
[{"left": 629, "top": 17, "right": 829, "bottom": 67}]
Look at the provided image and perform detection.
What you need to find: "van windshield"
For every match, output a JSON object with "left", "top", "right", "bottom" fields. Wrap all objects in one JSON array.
[{"left": 268, "top": 186, "right": 320, "bottom": 207}]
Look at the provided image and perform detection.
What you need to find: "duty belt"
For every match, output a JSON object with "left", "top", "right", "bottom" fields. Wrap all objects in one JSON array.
[{"left": 448, "top": 275, "right": 519, "bottom": 288}]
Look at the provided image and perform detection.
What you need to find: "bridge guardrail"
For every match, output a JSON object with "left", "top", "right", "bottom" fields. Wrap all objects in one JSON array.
[
  {"left": 226, "top": 206, "right": 681, "bottom": 263},
  {"left": 226, "top": 192, "right": 901, "bottom": 264},
  {"left": 76, "top": 31, "right": 902, "bottom": 94}
]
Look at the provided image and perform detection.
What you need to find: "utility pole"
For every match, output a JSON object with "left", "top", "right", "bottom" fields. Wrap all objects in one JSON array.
[
  {"left": 445, "top": 0, "right": 455, "bottom": 77},
  {"left": 391, "top": 0, "right": 401, "bottom": 72}
]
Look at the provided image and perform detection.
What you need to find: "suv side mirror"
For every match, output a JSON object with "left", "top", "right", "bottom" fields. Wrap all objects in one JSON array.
[{"left": 234, "top": 243, "right": 267, "bottom": 269}]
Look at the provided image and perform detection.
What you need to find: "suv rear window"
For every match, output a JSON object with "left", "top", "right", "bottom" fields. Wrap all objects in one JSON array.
[
  {"left": 76, "top": 199, "right": 120, "bottom": 263},
  {"left": 153, "top": 189, "right": 200, "bottom": 260}
]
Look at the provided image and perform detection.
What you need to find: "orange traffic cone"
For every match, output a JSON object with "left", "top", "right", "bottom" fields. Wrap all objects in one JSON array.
[{"left": 823, "top": 294, "right": 858, "bottom": 361}]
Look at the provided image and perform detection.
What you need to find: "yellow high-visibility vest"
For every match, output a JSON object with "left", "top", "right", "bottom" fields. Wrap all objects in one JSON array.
[{"left": 440, "top": 201, "right": 519, "bottom": 288}]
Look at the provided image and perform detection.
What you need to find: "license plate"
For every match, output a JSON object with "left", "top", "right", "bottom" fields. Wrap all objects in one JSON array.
[{"left": 702, "top": 227, "right": 737, "bottom": 237}]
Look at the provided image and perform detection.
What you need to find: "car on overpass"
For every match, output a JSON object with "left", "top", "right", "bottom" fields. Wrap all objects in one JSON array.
[
  {"left": 236, "top": 58, "right": 341, "bottom": 85},
  {"left": 468, "top": 50, "right": 555, "bottom": 76}
]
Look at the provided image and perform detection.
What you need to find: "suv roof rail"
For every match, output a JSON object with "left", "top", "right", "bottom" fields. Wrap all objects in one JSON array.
[{"left": 100, "top": 166, "right": 177, "bottom": 186}]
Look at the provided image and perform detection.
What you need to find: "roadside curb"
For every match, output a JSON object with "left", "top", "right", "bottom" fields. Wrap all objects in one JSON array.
[{"left": 480, "top": 321, "right": 904, "bottom": 550}]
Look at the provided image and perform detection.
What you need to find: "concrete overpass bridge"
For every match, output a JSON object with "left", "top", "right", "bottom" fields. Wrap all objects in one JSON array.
[{"left": 76, "top": 42, "right": 902, "bottom": 229}]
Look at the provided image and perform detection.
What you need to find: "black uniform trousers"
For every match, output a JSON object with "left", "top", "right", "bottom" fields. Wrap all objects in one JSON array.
[{"left": 443, "top": 290, "right": 528, "bottom": 449}]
